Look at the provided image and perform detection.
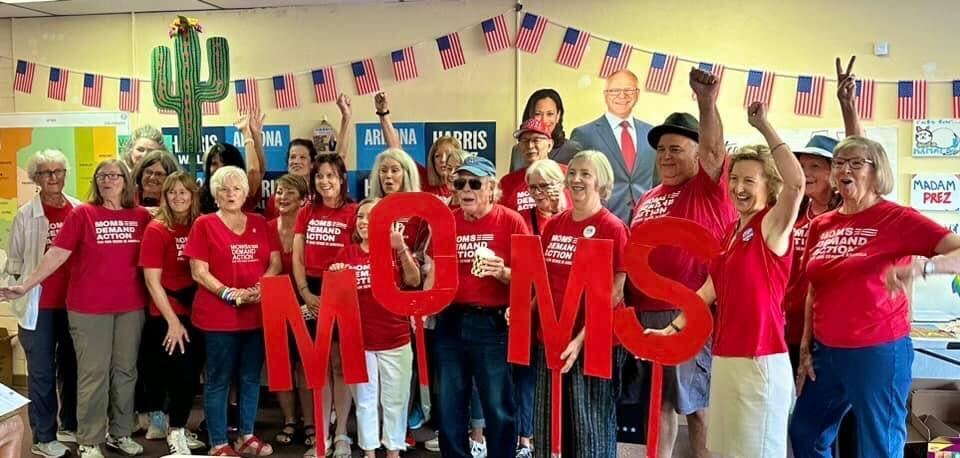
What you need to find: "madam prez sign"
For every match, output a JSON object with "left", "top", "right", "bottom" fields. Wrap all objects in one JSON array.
[{"left": 911, "top": 174, "right": 960, "bottom": 211}]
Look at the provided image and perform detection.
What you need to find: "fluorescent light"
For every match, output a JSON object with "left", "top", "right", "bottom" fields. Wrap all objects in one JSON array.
[{"left": 0, "top": 0, "right": 62, "bottom": 4}]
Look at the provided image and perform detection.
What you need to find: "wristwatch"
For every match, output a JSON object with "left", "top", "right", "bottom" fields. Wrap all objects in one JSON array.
[{"left": 923, "top": 260, "right": 936, "bottom": 278}]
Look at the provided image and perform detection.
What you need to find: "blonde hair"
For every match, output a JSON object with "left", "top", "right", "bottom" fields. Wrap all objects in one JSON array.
[
  {"left": 27, "top": 149, "right": 69, "bottom": 185},
  {"left": 730, "top": 144, "right": 784, "bottom": 205},
  {"left": 89, "top": 159, "right": 137, "bottom": 208},
  {"left": 568, "top": 150, "right": 615, "bottom": 201},
  {"left": 210, "top": 165, "right": 249, "bottom": 199},
  {"left": 121, "top": 125, "right": 166, "bottom": 167},
  {"left": 369, "top": 148, "right": 421, "bottom": 198},
  {"left": 155, "top": 171, "right": 200, "bottom": 228},
  {"left": 276, "top": 173, "right": 309, "bottom": 200},
  {"left": 833, "top": 136, "right": 894, "bottom": 195},
  {"left": 353, "top": 197, "right": 380, "bottom": 243},
  {"left": 426, "top": 136, "right": 462, "bottom": 187}
]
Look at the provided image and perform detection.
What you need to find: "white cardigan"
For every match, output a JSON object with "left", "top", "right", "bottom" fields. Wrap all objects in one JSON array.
[{"left": 3, "top": 193, "right": 82, "bottom": 330}]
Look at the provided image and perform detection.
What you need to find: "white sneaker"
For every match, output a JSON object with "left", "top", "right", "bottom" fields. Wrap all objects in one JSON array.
[
  {"left": 105, "top": 435, "right": 143, "bottom": 456},
  {"left": 425, "top": 436, "right": 440, "bottom": 452},
  {"left": 185, "top": 430, "right": 206, "bottom": 450},
  {"left": 134, "top": 413, "right": 149, "bottom": 433},
  {"left": 144, "top": 411, "right": 167, "bottom": 440},
  {"left": 167, "top": 428, "right": 191, "bottom": 455},
  {"left": 56, "top": 430, "right": 77, "bottom": 444},
  {"left": 470, "top": 437, "right": 487, "bottom": 458},
  {"left": 78, "top": 444, "right": 105, "bottom": 458},
  {"left": 31, "top": 440, "right": 69, "bottom": 457}
]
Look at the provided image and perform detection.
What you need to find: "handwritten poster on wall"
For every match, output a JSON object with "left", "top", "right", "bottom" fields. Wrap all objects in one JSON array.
[
  {"left": 911, "top": 174, "right": 960, "bottom": 211},
  {"left": 913, "top": 119, "right": 960, "bottom": 157}
]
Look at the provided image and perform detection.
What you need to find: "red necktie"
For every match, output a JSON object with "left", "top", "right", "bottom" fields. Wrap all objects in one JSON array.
[{"left": 620, "top": 120, "right": 636, "bottom": 173}]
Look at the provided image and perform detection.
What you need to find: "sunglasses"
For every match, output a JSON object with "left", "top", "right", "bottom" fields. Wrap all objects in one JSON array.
[{"left": 453, "top": 178, "right": 483, "bottom": 191}]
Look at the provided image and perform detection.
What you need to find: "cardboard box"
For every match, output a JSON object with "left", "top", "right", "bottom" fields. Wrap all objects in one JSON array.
[{"left": 908, "top": 379, "right": 960, "bottom": 458}]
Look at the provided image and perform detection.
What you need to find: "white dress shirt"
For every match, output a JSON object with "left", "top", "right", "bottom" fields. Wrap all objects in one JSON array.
[{"left": 604, "top": 112, "right": 637, "bottom": 152}]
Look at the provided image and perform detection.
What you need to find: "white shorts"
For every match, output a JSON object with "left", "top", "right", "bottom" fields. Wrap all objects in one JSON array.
[{"left": 707, "top": 353, "right": 793, "bottom": 458}]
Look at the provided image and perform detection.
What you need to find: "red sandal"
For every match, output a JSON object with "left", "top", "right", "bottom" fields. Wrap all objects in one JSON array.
[
  {"left": 235, "top": 435, "right": 274, "bottom": 456},
  {"left": 209, "top": 444, "right": 241, "bottom": 456}
]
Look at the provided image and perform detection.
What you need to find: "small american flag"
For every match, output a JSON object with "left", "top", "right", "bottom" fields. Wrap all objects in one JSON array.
[
  {"left": 202, "top": 101, "right": 219, "bottom": 115},
  {"left": 481, "top": 15, "right": 510, "bottom": 53},
  {"left": 234, "top": 78, "right": 260, "bottom": 114},
  {"left": 897, "top": 80, "right": 927, "bottom": 120},
  {"left": 391, "top": 48, "right": 418, "bottom": 82},
  {"left": 556, "top": 27, "right": 590, "bottom": 69},
  {"left": 599, "top": 41, "right": 632, "bottom": 79},
  {"left": 312, "top": 67, "right": 338, "bottom": 103},
  {"left": 437, "top": 33, "right": 466, "bottom": 70},
  {"left": 14, "top": 60, "right": 35, "bottom": 93},
  {"left": 158, "top": 107, "right": 174, "bottom": 115},
  {"left": 515, "top": 12, "right": 547, "bottom": 53},
  {"left": 794, "top": 75, "right": 825, "bottom": 117},
  {"left": 693, "top": 62, "right": 724, "bottom": 99},
  {"left": 351, "top": 59, "right": 381, "bottom": 95},
  {"left": 953, "top": 80, "right": 960, "bottom": 119},
  {"left": 855, "top": 79, "right": 875, "bottom": 120},
  {"left": 743, "top": 69, "right": 775, "bottom": 107},
  {"left": 82, "top": 73, "right": 103, "bottom": 108},
  {"left": 47, "top": 67, "right": 68, "bottom": 101},
  {"left": 118, "top": 77, "right": 139, "bottom": 112},
  {"left": 645, "top": 53, "right": 677, "bottom": 94},
  {"left": 272, "top": 73, "right": 299, "bottom": 110}
]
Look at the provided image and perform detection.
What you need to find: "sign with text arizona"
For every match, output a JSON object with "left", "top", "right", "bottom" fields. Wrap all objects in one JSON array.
[
  {"left": 911, "top": 174, "right": 960, "bottom": 211},
  {"left": 162, "top": 125, "right": 292, "bottom": 177},
  {"left": 913, "top": 119, "right": 960, "bottom": 157},
  {"left": 355, "top": 121, "right": 496, "bottom": 171}
]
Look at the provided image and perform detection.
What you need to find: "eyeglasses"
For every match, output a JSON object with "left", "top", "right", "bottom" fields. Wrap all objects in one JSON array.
[
  {"left": 36, "top": 169, "right": 66, "bottom": 180},
  {"left": 453, "top": 178, "right": 483, "bottom": 191},
  {"left": 95, "top": 173, "right": 124, "bottom": 182},
  {"left": 519, "top": 136, "right": 550, "bottom": 145},
  {"left": 603, "top": 88, "right": 639, "bottom": 97},
  {"left": 832, "top": 158, "right": 874, "bottom": 170},
  {"left": 527, "top": 183, "right": 556, "bottom": 193}
]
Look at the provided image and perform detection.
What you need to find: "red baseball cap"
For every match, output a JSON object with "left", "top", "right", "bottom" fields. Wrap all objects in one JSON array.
[{"left": 513, "top": 118, "right": 552, "bottom": 139}]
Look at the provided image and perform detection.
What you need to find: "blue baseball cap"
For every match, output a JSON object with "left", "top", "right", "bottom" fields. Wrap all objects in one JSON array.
[
  {"left": 795, "top": 135, "right": 837, "bottom": 160},
  {"left": 456, "top": 156, "right": 496, "bottom": 177}
]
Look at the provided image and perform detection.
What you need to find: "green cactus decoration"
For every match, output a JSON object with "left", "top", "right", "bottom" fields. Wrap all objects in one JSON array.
[{"left": 152, "top": 16, "right": 229, "bottom": 175}]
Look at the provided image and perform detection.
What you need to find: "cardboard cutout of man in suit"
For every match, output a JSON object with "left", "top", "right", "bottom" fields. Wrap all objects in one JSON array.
[{"left": 570, "top": 70, "right": 657, "bottom": 224}]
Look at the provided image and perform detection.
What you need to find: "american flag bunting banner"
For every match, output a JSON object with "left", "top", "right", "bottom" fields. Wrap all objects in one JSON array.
[
  {"left": 645, "top": 52, "right": 677, "bottom": 94},
  {"left": 352, "top": 59, "right": 381, "bottom": 95},
  {"left": 481, "top": 15, "right": 510, "bottom": 53},
  {"left": 47, "top": 67, "right": 68, "bottom": 101},
  {"left": 794, "top": 75, "right": 825, "bottom": 117},
  {"left": 515, "top": 12, "right": 547, "bottom": 53},
  {"left": 693, "top": 62, "right": 724, "bottom": 99},
  {"left": 82, "top": 73, "right": 103, "bottom": 108},
  {"left": 234, "top": 78, "right": 260, "bottom": 114},
  {"left": 897, "top": 80, "right": 927, "bottom": 120},
  {"left": 953, "top": 80, "right": 960, "bottom": 119},
  {"left": 391, "top": 48, "right": 419, "bottom": 82},
  {"left": 14, "top": 60, "right": 35, "bottom": 93},
  {"left": 272, "top": 73, "right": 299, "bottom": 110},
  {"left": 437, "top": 33, "right": 466, "bottom": 70},
  {"left": 202, "top": 101, "right": 219, "bottom": 115},
  {"left": 118, "top": 77, "right": 139, "bottom": 112},
  {"left": 743, "top": 69, "right": 775, "bottom": 107},
  {"left": 854, "top": 79, "right": 875, "bottom": 120},
  {"left": 599, "top": 41, "right": 632, "bottom": 78},
  {"left": 312, "top": 67, "right": 338, "bottom": 103},
  {"left": 556, "top": 27, "right": 590, "bottom": 69}
]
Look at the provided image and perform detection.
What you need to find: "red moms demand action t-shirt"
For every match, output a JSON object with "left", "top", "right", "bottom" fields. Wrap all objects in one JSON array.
[
  {"left": 53, "top": 204, "right": 152, "bottom": 314},
  {"left": 783, "top": 210, "right": 815, "bottom": 345},
  {"left": 499, "top": 165, "right": 571, "bottom": 215},
  {"left": 294, "top": 203, "right": 358, "bottom": 277},
  {"left": 334, "top": 243, "right": 410, "bottom": 351},
  {"left": 804, "top": 200, "right": 950, "bottom": 348},
  {"left": 627, "top": 164, "right": 735, "bottom": 312},
  {"left": 139, "top": 220, "right": 193, "bottom": 317},
  {"left": 184, "top": 212, "right": 281, "bottom": 331},
  {"left": 453, "top": 205, "right": 530, "bottom": 307},
  {"left": 39, "top": 202, "right": 73, "bottom": 309}
]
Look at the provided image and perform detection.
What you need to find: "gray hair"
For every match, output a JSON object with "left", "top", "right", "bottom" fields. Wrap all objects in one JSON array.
[
  {"left": 569, "top": 150, "right": 615, "bottom": 201},
  {"left": 369, "top": 148, "right": 421, "bottom": 198},
  {"left": 27, "top": 149, "right": 69, "bottom": 185},
  {"left": 209, "top": 165, "right": 249, "bottom": 198},
  {"left": 525, "top": 159, "right": 565, "bottom": 185}
]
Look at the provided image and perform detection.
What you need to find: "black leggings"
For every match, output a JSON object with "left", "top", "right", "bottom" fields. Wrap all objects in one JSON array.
[{"left": 139, "top": 315, "right": 205, "bottom": 427}]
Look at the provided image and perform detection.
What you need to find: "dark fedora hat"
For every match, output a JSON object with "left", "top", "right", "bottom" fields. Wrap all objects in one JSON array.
[{"left": 647, "top": 112, "right": 699, "bottom": 148}]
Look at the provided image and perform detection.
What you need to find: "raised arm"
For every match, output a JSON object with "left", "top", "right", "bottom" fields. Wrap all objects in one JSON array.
[
  {"left": 748, "top": 102, "right": 804, "bottom": 256},
  {"left": 334, "top": 94, "right": 353, "bottom": 162},
  {"left": 237, "top": 112, "right": 266, "bottom": 197},
  {"left": 375, "top": 92, "right": 402, "bottom": 149},
  {"left": 836, "top": 56, "right": 863, "bottom": 137},
  {"left": 690, "top": 68, "right": 726, "bottom": 182}
]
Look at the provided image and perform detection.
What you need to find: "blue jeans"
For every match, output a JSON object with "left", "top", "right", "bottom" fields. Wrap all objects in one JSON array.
[
  {"left": 204, "top": 330, "right": 265, "bottom": 446},
  {"left": 789, "top": 337, "right": 913, "bottom": 458},
  {"left": 513, "top": 360, "right": 536, "bottom": 438},
  {"left": 470, "top": 384, "right": 485, "bottom": 429},
  {"left": 19, "top": 310, "right": 77, "bottom": 443},
  {"left": 435, "top": 307, "right": 516, "bottom": 458}
]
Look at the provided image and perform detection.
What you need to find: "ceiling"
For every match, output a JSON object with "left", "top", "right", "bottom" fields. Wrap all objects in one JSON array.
[{"left": 0, "top": 0, "right": 413, "bottom": 18}]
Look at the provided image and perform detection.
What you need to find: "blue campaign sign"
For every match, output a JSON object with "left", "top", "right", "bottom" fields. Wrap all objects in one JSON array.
[
  {"left": 347, "top": 170, "right": 371, "bottom": 201},
  {"left": 162, "top": 125, "right": 292, "bottom": 175},
  {"left": 424, "top": 121, "right": 497, "bottom": 165},
  {"left": 356, "top": 122, "right": 426, "bottom": 170}
]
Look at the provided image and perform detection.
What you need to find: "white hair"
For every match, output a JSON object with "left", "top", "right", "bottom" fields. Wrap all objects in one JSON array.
[
  {"left": 569, "top": 150, "right": 615, "bottom": 201},
  {"left": 210, "top": 165, "right": 249, "bottom": 198},
  {"left": 368, "top": 148, "right": 421, "bottom": 198},
  {"left": 525, "top": 159, "right": 565, "bottom": 185},
  {"left": 27, "top": 149, "right": 69, "bottom": 185}
]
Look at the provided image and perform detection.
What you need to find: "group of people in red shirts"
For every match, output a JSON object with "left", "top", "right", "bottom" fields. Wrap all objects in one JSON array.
[{"left": 5, "top": 55, "right": 960, "bottom": 458}]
